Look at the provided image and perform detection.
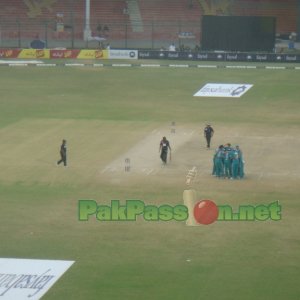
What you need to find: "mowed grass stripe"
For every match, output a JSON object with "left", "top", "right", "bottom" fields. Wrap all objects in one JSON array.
[{"left": 0, "top": 67, "right": 300, "bottom": 125}]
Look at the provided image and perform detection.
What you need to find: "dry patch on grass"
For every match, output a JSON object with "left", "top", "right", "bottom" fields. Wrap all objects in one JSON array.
[
  {"left": 0, "top": 120, "right": 299, "bottom": 192},
  {"left": 0, "top": 119, "right": 157, "bottom": 185}
]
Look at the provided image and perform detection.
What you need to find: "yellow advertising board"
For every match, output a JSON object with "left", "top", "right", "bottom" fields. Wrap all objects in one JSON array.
[
  {"left": 77, "top": 50, "right": 108, "bottom": 59},
  {"left": 18, "top": 49, "right": 50, "bottom": 59}
]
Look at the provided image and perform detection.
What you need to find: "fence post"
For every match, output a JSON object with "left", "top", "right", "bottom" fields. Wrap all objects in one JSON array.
[
  {"left": 17, "top": 19, "right": 21, "bottom": 48},
  {"left": 125, "top": 22, "right": 128, "bottom": 48},
  {"left": 45, "top": 21, "right": 48, "bottom": 48},
  {"left": 151, "top": 21, "right": 154, "bottom": 49},
  {"left": 178, "top": 20, "right": 181, "bottom": 48},
  {"left": 71, "top": 22, "right": 74, "bottom": 49}
]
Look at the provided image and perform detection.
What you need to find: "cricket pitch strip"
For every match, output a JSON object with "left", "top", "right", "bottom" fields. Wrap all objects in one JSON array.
[{"left": 101, "top": 127, "right": 196, "bottom": 177}]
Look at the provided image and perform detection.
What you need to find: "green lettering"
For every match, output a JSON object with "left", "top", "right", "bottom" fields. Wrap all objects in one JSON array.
[
  {"left": 96, "top": 205, "right": 111, "bottom": 221},
  {"left": 239, "top": 205, "right": 255, "bottom": 221},
  {"left": 111, "top": 200, "right": 127, "bottom": 221},
  {"left": 159, "top": 205, "right": 173, "bottom": 221},
  {"left": 173, "top": 205, "right": 188, "bottom": 221},
  {"left": 144, "top": 205, "right": 159, "bottom": 221},
  {"left": 218, "top": 205, "right": 232, "bottom": 221},
  {"left": 255, "top": 205, "right": 269, "bottom": 221},
  {"left": 269, "top": 201, "right": 281, "bottom": 220},
  {"left": 78, "top": 200, "right": 97, "bottom": 221},
  {"left": 126, "top": 200, "right": 144, "bottom": 220}
]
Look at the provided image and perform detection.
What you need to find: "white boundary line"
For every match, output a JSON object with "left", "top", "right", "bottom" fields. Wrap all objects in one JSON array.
[{"left": 1, "top": 62, "right": 300, "bottom": 70}]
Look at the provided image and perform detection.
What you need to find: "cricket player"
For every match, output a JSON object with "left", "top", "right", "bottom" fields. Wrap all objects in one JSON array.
[
  {"left": 231, "top": 149, "right": 240, "bottom": 179},
  {"left": 57, "top": 139, "right": 67, "bottom": 167},
  {"left": 204, "top": 124, "right": 214, "bottom": 149},
  {"left": 224, "top": 149, "right": 232, "bottom": 179},
  {"left": 212, "top": 147, "right": 218, "bottom": 176},
  {"left": 224, "top": 143, "right": 233, "bottom": 178},
  {"left": 215, "top": 145, "right": 225, "bottom": 177},
  {"left": 159, "top": 136, "right": 171, "bottom": 165},
  {"left": 235, "top": 145, "right": 244, "bottom": 178}
]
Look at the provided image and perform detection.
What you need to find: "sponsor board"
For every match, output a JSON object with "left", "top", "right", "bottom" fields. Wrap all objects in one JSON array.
[
  {"left": 194, "top": 83, "right": 253, "bottom": 98},
  {"left": 284, "top": 55, "right": 298, "bottom": 62},
  {"left": 109, "top": 50, "right": 137, "bottom": 59},
  {"left": 77, "top": 49, "right": 108, "bottom": 59},
  {"left": 18, "top": 49, "right": 50, "bottom": 59},
  {"left": 0, "top": 49, "right": 21, "bottom": 58},
  {"left": 0, "top": 258, "right": 74, "bottom": 300},
  {"left": 0, "top": 49, "right": 300, "bottom": 62},
  {"left": 50, "top": 49, "right": 80, "bottom": 59},
  {"left": 138, "top": 51, "right": 300, "bottom": 62}
]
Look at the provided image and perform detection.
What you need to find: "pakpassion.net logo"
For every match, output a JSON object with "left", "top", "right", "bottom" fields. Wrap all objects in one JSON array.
[{"left": 78, "top": 199, "right": 281, "bottom": 225}]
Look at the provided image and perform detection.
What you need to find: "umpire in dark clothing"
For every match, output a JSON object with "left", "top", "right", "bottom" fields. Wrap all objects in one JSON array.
[
  {"left": 204, "top": 124, "right": 214, "bottom": 149},
  {"left": 57, "top": 139, "right": 67, "bottom": 166}
]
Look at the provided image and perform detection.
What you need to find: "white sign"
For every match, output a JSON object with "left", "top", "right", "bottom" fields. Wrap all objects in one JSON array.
[
  {"left": 0, "top": 258, "right": 74, "bottom": 300},
  {"left": 194, "top": 83, "right": 253, "bottom": 98},
  {"left": 108, "top": 50, "right": 137, "bottom": 59}
]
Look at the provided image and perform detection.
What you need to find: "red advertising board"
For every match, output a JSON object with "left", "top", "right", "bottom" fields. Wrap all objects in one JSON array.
[{"left": 0, "top": 49, "right": 22, "bottom": 58}]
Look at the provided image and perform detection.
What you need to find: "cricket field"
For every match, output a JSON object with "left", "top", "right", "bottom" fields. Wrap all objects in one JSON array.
[{"left": 0, "top": 60, "right": 299, "bottom": 299}]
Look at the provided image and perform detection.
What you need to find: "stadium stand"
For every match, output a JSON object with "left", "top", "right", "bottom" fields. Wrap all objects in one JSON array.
[
  {"left": 0, "top": 0, "right": 127, "bottom": 45},
  {"left": 138, "top": 0, "right": 201, "bottom": 22},
  {"left": 0, "top": 0, "right": 298, "bottom": 49},
  {"left": 231, "top": 0, "right": 297, "bottom": 35},
  {"left": 135, "top": 0, "right": 201, "bottom": 46}
]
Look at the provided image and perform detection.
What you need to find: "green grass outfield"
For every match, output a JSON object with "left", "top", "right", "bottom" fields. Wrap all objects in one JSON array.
[{"left": 0, "top": 62, "right": 300, "bottom": 300}]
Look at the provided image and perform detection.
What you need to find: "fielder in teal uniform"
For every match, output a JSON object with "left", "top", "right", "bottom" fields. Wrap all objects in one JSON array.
[
  {"left": 215, "top": 145, "right": 225, "bottom": 177},
  {"left": 231, "top": 149, "right": 240, "bottom": 179},
  {"left": 235, "top": 145, "right": 244, "bottom": 178},
  {"left": 223, "top": 143, "right": 233, "bottom": 179},
  {"left": 212, "top": 147, "right": 218, "bottom": 176}
]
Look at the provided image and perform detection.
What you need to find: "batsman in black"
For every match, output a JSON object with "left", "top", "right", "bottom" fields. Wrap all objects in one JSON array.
[
  {"left": 159, "top": 136, "right": 171, "bottom": 164},
  {"left": 57, "top": 139, "right": 67, "bottom": 166},
  {"left": 204, "top": 124, "right": 214, "bottom": 149}
]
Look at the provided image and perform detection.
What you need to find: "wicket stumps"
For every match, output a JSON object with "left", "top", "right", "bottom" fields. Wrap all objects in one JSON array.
[
  {"left": 125, "top": 158, "right": 131, "bottom": 172},
  {"left": 170, "top": 121, "right": 176, "bottom": 134}
]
